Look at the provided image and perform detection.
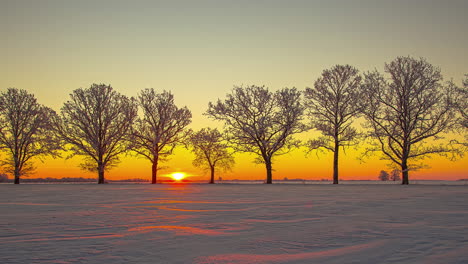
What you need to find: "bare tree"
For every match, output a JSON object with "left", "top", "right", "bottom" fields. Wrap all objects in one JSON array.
[
  {"left": 0, "top": 173, "right": 8, "bottom": 182},
  {"left": 188, "top": 128, "right": 235, "bottom": 184},
  {"left": 390, "top": 169, "right": 401, "bottom": 181},
  {"left": 131, "top": 89, "right": 191, "bottom": 184},
  {"left": 207, "top": 85, "right": 305, "bottom": 184},
  {"left": 54, "top": 84, "right": 137, "bottom": 184},
  {"left": 451, "top": 75, "right": 468, "bottom": 147},
  {"left": 361, "top": 57, "right": 457, "bottom": 184},
  {"left": 439, "top": 77, "right": 468, "bottom": 152},
  {"left": 461, "top": 75, "right": 468, "bottom": 128},
  {"left": 378, "top": 170, "right": 389, "bottom": 181},
  {"left": 304, "top": 65, "right": 363, "bottom": 184},
  {"left": 0, "top": 88, "right": 60, "bottom": 184}
]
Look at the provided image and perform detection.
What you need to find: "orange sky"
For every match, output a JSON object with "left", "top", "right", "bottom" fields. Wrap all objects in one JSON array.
[
  {"left": 1, "top": 0, "right": 467, "bottom": 181},
  {"left": 33, "top": 135, "right": 468, "bottom": 181}
]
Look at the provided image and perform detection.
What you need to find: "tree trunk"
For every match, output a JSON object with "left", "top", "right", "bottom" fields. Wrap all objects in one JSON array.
[
  {"left": 14, "top": 167, "right": 20, "bottom": 184},
  {"left": 265, "top": 158, "right": 273, "bottom": 184},
  {"left": 151, "top": 158, "right": 158, "bottom": 184},
  {"left": 98, "top": 162, "right": 105, "bottom": 184},
  {"left": 209, "top": 165, "right": 215, "bottom": 184},
  {"left": 401, "top": 159, "right": 409, "bottom": 185},
  {"left": 333, "top": 141, "right": 339, "bottom": 184}
]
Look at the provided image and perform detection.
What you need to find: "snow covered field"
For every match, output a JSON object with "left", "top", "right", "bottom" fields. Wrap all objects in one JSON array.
[{"left": 1, "top": 183, "right": 467, "bottom": 264}]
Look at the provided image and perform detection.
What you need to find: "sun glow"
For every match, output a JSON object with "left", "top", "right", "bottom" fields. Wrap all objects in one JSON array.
[{"left": 171, "top": 172, "right": 186, "bottom": 181}]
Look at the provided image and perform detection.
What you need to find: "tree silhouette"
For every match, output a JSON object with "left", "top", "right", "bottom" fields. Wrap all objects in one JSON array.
[
  {"left": 54, "top": 84, "right": 137, "bottom": 184},
  {"left": 304, "top": 65, "right": 363, "bottom": 184},
  {"left": 207, "top": 85, "right": 305, "bottom": 184},
  {"left": 0, "top": 173, "right": 8, "bottom": 182},
  {"left": 378, "top": 170, "right": 389, "bottom": 181},
  {"left": 131, "top": 89, "right": 191, "bottom": 184},
  {"left": 361, "top": 57, "right": 457, "bottom": 184},
  {"left": 189, "top": 128, "right": 235, "bottom": 184},
  {"left": 0, "top": 88, "right": 60, "bottom": 184},
  {"left": 451, "top": 75, "right": 468, "bottom": 147},
  {"left": 390, "top": 169, "right": 401, "bottom": 181},
  {"left": 461, "top": 75, "right": 468, "bottom": 129}
]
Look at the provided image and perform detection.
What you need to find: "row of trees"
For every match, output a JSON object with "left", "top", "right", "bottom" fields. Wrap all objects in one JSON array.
[
  {"left": 378, "top": 170, "right": 401, "bottom": 182},
  {"left": 0, "top": 56, "right": 466, "bottom": 185}
]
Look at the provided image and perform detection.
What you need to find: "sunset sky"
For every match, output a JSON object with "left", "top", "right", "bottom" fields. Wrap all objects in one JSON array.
[{"left": 1, "top": 0, "right": 467, "bottom": 181}]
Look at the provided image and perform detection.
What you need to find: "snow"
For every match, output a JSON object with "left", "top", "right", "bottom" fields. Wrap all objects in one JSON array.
[{"left": 1, "top": 183, "right": 467, "bottom": 263}]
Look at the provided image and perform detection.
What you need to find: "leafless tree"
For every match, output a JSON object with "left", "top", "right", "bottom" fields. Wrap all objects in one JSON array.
[
  {"left": 304, "top": 65, "right": 363, "bottom": 184},
  {"left": 188, "top": 128, "right": 235, "bottom": 184},
  {"left": 378, "top": 170, "right": 389, "bottom": 181},
  {"left": 361, "top": 57, "right": 457, "bottom": 185},
  {"left": 54, "top": 84, "right": 137, "bottom": 184},
  {"left": 207, "top": 85, "right": 305, "bottom": 184},
  {"left": 390, "top": 169, "right": 401, "bottom": 181},
  {"left": 451, "top": 75, "right": 468, "bottom": 147},
  {"left": 0, "top": 88, "right": 60, "bottom": 184},
  {"left": 461, "top": 75, "right": 468, "bottom": 128},
  {"left": 0, "top": 173, "right": 8, "bottom": 182},
  {"left": 439, "top": 77, "right": 468, "bottom": 152},
  {"left": 460, "top": 75, "right": 468, "bottom": 141},
  {"left": 131, "top": 89, "right": 191, "bottom": 184}
]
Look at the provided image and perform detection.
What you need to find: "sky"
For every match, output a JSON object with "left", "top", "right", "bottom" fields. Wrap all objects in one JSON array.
[{"left": 0, "top": 0, "right": 467, "bottom": 181}]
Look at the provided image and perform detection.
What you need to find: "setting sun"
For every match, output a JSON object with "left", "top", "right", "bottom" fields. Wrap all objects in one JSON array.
[{"left": 171, "top": 172, "right": 186, "bottom": 181}]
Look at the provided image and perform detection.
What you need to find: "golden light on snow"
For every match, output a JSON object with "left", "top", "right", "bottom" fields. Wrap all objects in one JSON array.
[{"left": 171, "top": 172, "right": 186, "bottom": 181}]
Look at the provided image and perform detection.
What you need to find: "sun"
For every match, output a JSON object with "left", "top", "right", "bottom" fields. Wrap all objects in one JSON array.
[{"left": 171, "top": 172, "right": 186, "bottom": 181}]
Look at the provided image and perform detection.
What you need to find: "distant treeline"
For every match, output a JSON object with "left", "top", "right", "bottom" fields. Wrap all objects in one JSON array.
[
  {"left": 0, "top": 175, "right": 149, "bottom": 183},
  {"left": 0, "top": 56, "right": 466, "bottom": 185}
]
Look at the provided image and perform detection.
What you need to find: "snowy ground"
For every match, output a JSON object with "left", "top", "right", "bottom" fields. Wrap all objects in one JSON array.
[{"left": 1, "top": 183, "right": 467, "bottom": 264}]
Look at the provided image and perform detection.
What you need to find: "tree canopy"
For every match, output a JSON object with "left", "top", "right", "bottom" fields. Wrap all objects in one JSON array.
[
  {"left": 207, "top": 85, "right": 305, "bottom": 183},
  {"left": 54, "top": 84, "right": 137, "bottom": 184},
  {"left": 0, "top": 88, "right": 60, "bottom": 184},
  {"left": 189, "top": 128, "right": 235, "bottom": 184},
  {"left": 361, "top": 57, "right": 457, "bottom": 184},
  {"left": 131, "top": 89, "right": 191, "bottom": 184}
]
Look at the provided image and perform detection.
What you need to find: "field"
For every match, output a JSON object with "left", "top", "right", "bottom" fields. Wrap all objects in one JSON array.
[{"left": 1, "top": 183, "right": 467, "bottom": 263}]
